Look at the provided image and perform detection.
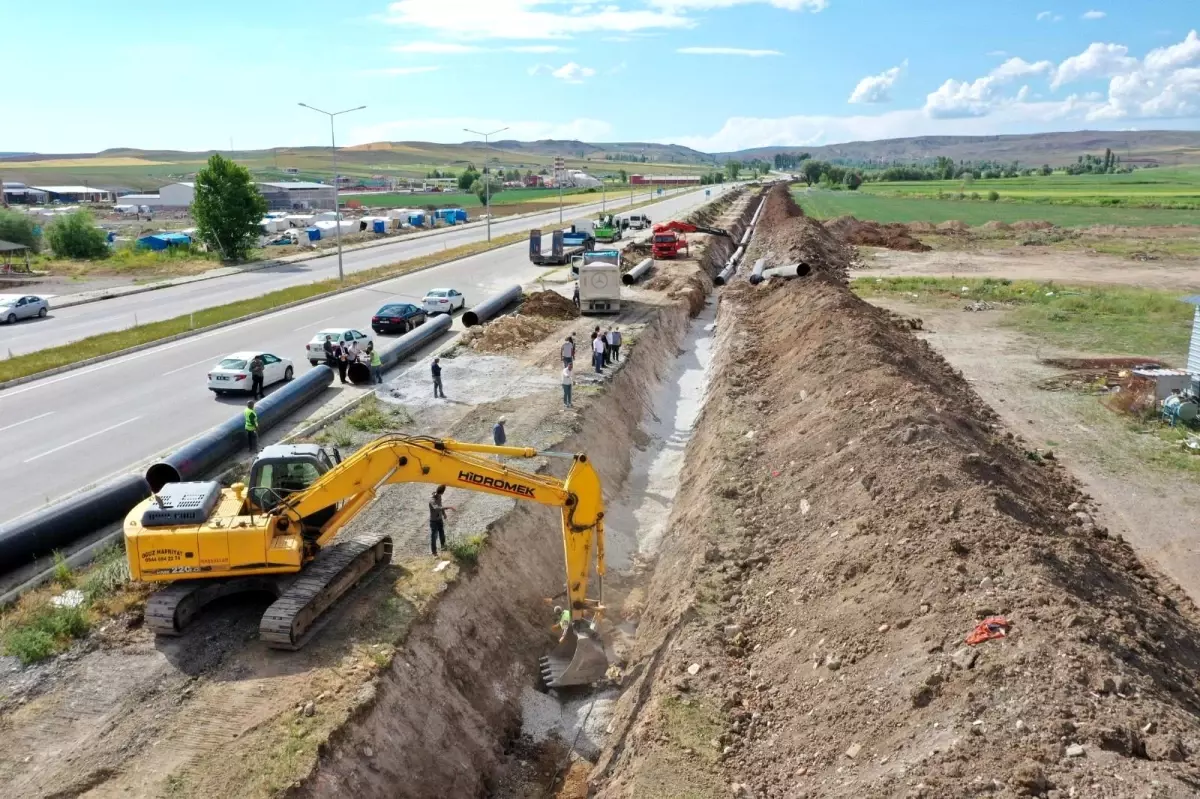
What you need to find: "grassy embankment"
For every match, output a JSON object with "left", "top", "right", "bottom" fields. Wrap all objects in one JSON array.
[{"left": 854, "top": 276, "right": 1194, "bottom": 362}]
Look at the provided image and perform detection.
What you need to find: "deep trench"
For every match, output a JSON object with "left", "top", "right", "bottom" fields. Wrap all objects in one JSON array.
[{"left": 288, "top": 191, "right": 758, "bottom": 799}]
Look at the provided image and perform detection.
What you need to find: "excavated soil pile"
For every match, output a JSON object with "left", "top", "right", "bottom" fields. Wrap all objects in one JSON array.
[
  {"left": 593, "top": 197, "right": 1200, "bottom": 798},
  {"left": 520, "top": 289, "right": 580, "bottom": 320},
  {"left": 1014, "top": 220, "right": 1055, "bottom": 231},
  {"left": 746, "top": 184, "right": 852, "bottom": 285},
  {"left": 936, "top": 220, "right": 969, "bottom": 233},
  {"left": 624, "top": 241, "right": 653, "bottom": 261},
  {"left": 825, "top": 215, "right": 932, "bottom": 252},
  {"left": 981, "top": 220, "right": 1014, "bottom": 232},
  {"left": 908, "top": 221, "right": 938, "bottom": 234},
  {"left": 460, "top": 315, "right": 561, "bottom": 353}
]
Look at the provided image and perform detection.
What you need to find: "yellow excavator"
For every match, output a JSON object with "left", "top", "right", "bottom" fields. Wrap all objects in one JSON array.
[{"left": 123, "top": 435, "right": 608, "bottom": 688}]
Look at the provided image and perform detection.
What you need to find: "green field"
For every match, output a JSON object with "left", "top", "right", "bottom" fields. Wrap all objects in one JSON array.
[
  {"left": 795, "top": 189, "right": 1200, "bottom": 228},
  {"left": 861, "top": 166, "right": 1200, "bottom": 209}
]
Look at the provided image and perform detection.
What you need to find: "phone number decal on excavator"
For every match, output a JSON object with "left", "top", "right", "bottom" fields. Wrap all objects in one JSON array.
[{"left": 456, "top": 470, "right": 536, "bottom": 498}]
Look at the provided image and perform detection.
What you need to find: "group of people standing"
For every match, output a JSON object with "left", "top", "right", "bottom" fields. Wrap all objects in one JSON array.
[
  {"left": 589, "top": 326, "right": 621, "bottom": 374},
  {"left": 323, "top": 335, "right": 384, "bottom": 386}
]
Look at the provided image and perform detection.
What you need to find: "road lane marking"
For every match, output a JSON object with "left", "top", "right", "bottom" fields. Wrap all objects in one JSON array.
[
  {"left": 163, "top": 355, "right": 223, "bottom": 376},
  {"left": 292, "top": 315, "right": 335, "bottom": 332},
  {"left": 23, "top": 416, "right": 143, "bottom": 463},
  {"left": 0, "top": 411, "right": 54, "bottom": 434}
]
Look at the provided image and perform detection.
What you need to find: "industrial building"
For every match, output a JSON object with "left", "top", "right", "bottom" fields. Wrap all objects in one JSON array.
[
  {"left": 1, "top": 182, "right": 48, "bottom": 204},
  {"left": 630, "top": 174, "right": 701, "bottom": 186},
  {"left": 28, "top": 185, "right": 113, "bottom": 202},
  {"left": 257, "top": 181, "right": 336, "bottom": 210},
  {"left": 116, "top": 182, "right": 195, "bottom": 209}
]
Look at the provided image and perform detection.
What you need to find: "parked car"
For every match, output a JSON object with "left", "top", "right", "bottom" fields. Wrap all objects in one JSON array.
[
  {"left": 371, "top": 302, "right": 426, "bottom": 335},
  {"left": 422, "top": 288, "right": 466, "bottom": 315},
  {"left": 0, "top": 294, "right": 49, "bottom": 324},
  {"left": 305, "top": 328, "right": 374, "bottom": 367},
  {"left": 208, "top": 351, "right": 293, "bottom": 396}
]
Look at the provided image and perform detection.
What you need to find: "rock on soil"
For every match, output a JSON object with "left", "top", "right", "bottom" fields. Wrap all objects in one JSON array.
[
  {"left": 592, "top": 183, "right": 1200, "bottom": 799},
  {"left": 824, "top": 215, "right": 932, "bottom": 252},
  {"left": 521, "top": 289, "right": 580, "bottom": 320}
]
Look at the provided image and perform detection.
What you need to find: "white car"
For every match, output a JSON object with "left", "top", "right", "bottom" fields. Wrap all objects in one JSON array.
[
  {"left": 305, "top": 327, "right": 374, "bottom": 366},
  {"left": 422, "top": 288, "right": 466, "bottom": 315},
  {"left": 208, "top": 351, "right": 293, "bottom": 396},
  {"left": 0, "top": 294, "right": 49, "bottom": 323}
]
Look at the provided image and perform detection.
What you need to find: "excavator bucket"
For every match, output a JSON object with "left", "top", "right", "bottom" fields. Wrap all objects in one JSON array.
[{"left": 540, "top": 626, "right": 609, "bottom": 688}]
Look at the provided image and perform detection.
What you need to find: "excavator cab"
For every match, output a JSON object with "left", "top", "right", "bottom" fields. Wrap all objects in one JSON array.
[{"left": 247, "top": 444, "right": 339, "bottom": 531}]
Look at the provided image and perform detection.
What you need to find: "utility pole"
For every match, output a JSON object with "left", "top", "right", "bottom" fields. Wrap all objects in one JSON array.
[
  {"left": 463, "top": 126, "right": 509, "bottom": 242},
  {"left": 299, "top": 102, "right": 367, "bottom": 282}
]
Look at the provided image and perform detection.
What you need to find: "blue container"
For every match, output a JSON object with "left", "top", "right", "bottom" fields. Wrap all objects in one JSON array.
[
  {"left": 408, "top": 213, "right": 425, "bottom": 227},
  {"left": 373, "top": 219, "right": 386, "bottom": 234},
  {"left": 454, "top": 209, "right": 468, "bottom": 222},
  {"left": 307, "top": 226, "right": 321, "bottom": 241}
]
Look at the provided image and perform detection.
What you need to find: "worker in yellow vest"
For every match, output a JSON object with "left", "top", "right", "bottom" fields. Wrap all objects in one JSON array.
[{"left": 244, "top": 400, "right": 259, "bottom": 453}]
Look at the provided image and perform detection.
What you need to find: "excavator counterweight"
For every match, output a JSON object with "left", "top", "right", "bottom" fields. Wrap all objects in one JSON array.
[{"left": 124, "top": 436, "right": 610, "bottom": 688}]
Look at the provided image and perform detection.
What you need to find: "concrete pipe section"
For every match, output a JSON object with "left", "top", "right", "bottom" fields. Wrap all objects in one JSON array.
[
  {"left": 621, "top": 258, "right": 654, "bottom": 286},
  {"left": 462, "top": 285, "right": 522, "bottom": 327},
  {"left": 760, "top": 262, "right": 812, "bottom": 281}
]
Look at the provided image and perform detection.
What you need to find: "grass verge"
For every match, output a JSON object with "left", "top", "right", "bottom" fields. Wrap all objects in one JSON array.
[
  {"left": 0, "top": 543, "right": 138, "bottom": 664},
  {"left": 854, "top": 276, "right": 1194, "bottom": 362},
  {"left": 0, "top": 230, "right": 528, "bottom": 384}
]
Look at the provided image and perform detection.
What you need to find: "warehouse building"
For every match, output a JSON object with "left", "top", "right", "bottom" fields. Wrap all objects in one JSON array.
[
  {"left": 257, "top": 181, "right": 336, "bottom": 210},
  {"left": 630, "top": 174, "right": 701, "bottom": 186},
  {"left": 1, "top": 182, "right": 48, "bottom": 204},
  {"left": 115, "top": 182, "right": 195, "bottom": 209},
  {"left": 31, "top": 185, "right": 113, "bottom": 202}
]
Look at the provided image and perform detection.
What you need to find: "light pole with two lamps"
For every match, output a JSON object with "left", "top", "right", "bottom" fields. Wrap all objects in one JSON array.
[
  {"left": 298, "top": 102, "right": 366, "bottom": 282},
  {"left": 463, "top": 126, "right": 508, "bottom": 242}
]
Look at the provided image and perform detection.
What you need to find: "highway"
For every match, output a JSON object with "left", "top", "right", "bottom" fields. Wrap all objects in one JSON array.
[
  {"left": 0, "top": 187, "right": 686, "bottom": 357},
  {"left": 0, "top": 185, "right": 726, "bottom": 525}
]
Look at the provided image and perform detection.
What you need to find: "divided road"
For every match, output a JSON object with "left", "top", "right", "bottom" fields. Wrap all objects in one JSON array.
[
  {"left": 0, "top": 188, "right": 688, "bottom": 358},
  {"left": 0, "top": 185, "right": 726, "bottom": 526}
]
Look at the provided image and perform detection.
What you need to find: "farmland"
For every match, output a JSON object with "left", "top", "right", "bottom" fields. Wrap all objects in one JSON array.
[
  {"left": 342, "top": 186, "right": 608, "bottom": 209},
  {"left": 793, "top": 187, "right": 1200, "bottom": 228}
]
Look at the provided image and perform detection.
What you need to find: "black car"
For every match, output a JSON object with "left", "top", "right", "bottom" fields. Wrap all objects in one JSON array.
[{"left": 372, "top": 302, "right": 426, "bottom": 334}]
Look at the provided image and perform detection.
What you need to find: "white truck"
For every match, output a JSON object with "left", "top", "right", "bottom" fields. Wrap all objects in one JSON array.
[{"left": 578, "top": 262, "right": 621, "bottom": 314}]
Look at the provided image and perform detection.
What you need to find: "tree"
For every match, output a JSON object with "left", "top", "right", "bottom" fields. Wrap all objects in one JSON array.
[
  {"left": 190, "top": 153, "right": 268, "bottom": 261},
  {"left": 800, "top": 159, "right": 825, "bottom": 186},
  {"left": 470, "top": 178, "right": 502, "bottom": 206},
  {"left": 618, "top": 168, "right": 627, "bottom": 184},
  {"left": 725, "top": 160, "right": 741, "bottom": 181},
  {"left": 457, "top": 167, "right": 480, "bottom": 191},
  {"left": 1039, "top": 164, "right": 1053, "bottom": 176},
  {"left": 987, "top": 190, "right": 1000, "bottom": 202},
  {"left": 0, "top": 208, "right": 41, "bottom": 252},
  {"left": 46, "top": 209, "right": 108, "bottom": 259},
  {"left": 844, "top": 171, "right": 863, "bottom": 191}
]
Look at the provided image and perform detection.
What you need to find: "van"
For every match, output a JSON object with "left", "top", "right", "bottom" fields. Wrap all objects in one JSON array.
[{"left": 621, "top": 213, "right": 651, "bottom": 230}]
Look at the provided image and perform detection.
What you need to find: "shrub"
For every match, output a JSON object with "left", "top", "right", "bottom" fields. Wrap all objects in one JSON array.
[
  {"left": 449, "top": 534, "right": 487, "bottom": 567},
  {"left": 46, "top": 210, "right": 108, "bottom": 259},
  {"left": 0, "top": 208, "right": 41, "bottom": 252},
  {"left": 987, "top": 190, "right": 1000, "bottom": 202}
]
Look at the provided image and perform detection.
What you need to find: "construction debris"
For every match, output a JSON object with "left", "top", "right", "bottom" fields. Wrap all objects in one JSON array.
[
  {"left": 459, "top": 314, "right": 561, "bottom": 353},
  {"left": 520, "top": 290, "right": 580, "bottom": 320}
]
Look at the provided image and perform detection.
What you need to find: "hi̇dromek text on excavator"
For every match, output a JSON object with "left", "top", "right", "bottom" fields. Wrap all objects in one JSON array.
[
  {"left": 650, "top": 220, "right": 732, "bottom": 259},
  {"left": 122, "top": 435, "right": 609, "bottom": 687}
]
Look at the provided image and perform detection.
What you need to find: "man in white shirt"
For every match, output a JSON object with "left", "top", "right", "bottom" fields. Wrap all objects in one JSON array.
[
  {"left": 592, "top": 333, "right": 605, "bottom": 374},
  {"left": 562, "top": 364, "right": 573, "bottom": 407}
]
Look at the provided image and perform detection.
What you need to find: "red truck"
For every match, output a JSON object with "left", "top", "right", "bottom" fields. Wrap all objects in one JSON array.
[{"left": 650, "top": 220, "right": 732, "bottom": 259}]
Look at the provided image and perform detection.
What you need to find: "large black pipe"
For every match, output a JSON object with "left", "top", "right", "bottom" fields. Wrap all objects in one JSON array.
[
  {"left": 621, "top": 258, "right": 653, "bottom": 286},
  {"left": 714, "top": 262, "right": 736, "bottom": 287},
  {"left": 0, "top": 473, "right": 151, "bottom": 573},
  {"left": 379, "top": 313, "right": 452, "bottom": 371},
  {"left": 462, "top": 285, "right": 522, "bottom": 327},
  {"left": 146, "top": 365, "right": 335, "bottom": 490}
]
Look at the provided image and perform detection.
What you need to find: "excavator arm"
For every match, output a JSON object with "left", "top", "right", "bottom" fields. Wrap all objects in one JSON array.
[
  {"left": 272, "top": 435, "right": 608, "bottom": 687},
  {"left": 653, "top": 220, "right": 732, "bottom": 238}
]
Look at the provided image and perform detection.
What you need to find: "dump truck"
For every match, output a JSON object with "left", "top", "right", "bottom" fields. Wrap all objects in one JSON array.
[
  {"left": 529, "top": 227, "right": 595, "bottom": 266},
  {"left": 593, "top": 214, "right": 622, "bottom": 243},
  {"left": 570, "top": 248, "right": 621, "bottom": 278},
  {"left": 578, "top": 261, "right": 621, "bottom": 314}
]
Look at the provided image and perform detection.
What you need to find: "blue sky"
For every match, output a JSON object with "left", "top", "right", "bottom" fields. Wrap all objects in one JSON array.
[{"left": 5, "top": 1, "right": 1199, "bottom": 154}]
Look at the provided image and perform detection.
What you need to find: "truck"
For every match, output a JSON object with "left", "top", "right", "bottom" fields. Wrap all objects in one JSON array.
[
  {"left": 529, "top": 226, "right": 595, "bottom": 266},
  {"left": 577, "top": 262, "right": 621, "bottom": 314},
  {"left": 593, "top": 214, "right": 622, "bottom": 243},
  {"left": 570, "top": 248, "right": 621, "bottom": 278}
]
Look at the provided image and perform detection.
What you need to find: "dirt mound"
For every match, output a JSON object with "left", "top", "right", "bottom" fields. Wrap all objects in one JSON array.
[
  {"left": 460, "top": 314, "right": 561, "bottom": 353},
  {"left": 520, "top": 290, "right": 580, "bottom": 320},
  {"left": 1013, "top": 220, "right": 1055, "bottom": 231},
  {"left": 907, "top": 221, "right": 937, "bottom": 234},
  {"left": 825, "top": 215, "right": 932, "bottom": 252},
  {"left": 936, "top": 219, "right": 969, "bottom": 233},
  {"left": 744, "top": 185, "right": 852, "bottom": 285},
  {"left": 981, "top": 220, "right": 1013, "bottom": 231},
  {"left": 595, "top": 230, "right": 1200, "bottom": 797},
  {"left": 622, "top": 241, "right": 653, "bottom": 262}
]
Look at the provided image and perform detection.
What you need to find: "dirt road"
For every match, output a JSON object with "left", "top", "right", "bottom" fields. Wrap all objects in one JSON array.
[{"left": 858, "top": 246, "right": 1200, "bottom": 290}]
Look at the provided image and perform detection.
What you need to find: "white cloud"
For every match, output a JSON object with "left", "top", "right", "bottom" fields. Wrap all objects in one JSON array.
[
  {"left": 1052, "top": 42, "right": 1137, "bottom": 88},
  {"left": 1144, "top": 29, "right": 1200, "bottom": 72},
  {"left": 383, "top": 0, "right": 693, "bottom": 40},
  {"left": 1082, "top": 10, "right": 1106, "bottom": 20},
  {"left": 1037, "top": 10, "right": 1063, "bottom": 21},
  {"left": 676, "top": 46, "right": 783, "bottom": 57},
  {"left": 1087, "top": 31, "right": 1200, "bottom": 119},
  {"left": 359, "top": 66, "right": 441, "bottom": 76},
  {"left": 647, "top": 0, "right": 826, "bottom": 9},
  {"left": 991, "top": 57, "right": 1055, "bottom": 81},
  {"left": 848, "top": 61, "right": 906, "bottom": 104},
  {"left": 550, "top": 61, "right": 597, "bottom": 82},
  {"left": 391, "top": 41, "right": 480, "bottom": 53},
  {"left": 923, "top": 57, "right": 1051, "bottom": 118},
  {"left": 349, "top": 116, "right": 613, "bottom": 145}
]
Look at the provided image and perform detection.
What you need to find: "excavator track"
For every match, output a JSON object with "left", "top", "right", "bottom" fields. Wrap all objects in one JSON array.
[
  {"left": 145, "top": 576, "right": 283, "bottom": 637},
  {"left": 258, "top": 534, "right": 393, "bottom": 650}
]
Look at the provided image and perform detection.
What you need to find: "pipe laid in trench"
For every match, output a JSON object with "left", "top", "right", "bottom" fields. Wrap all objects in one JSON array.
[
  {"left": 747, "top": 258, "right": 769, "bottom": 285},
  {"left": 740, "top": 228, "right": 752, "bottom": 246},
  {"left": 621, "top": 258, "right": 654, "bottom": 286},
  {"left": 714, "top": 262, "right": 737, "bottom": 287},
  {"left": 462, "top": 285, "right": 522, "bottom": 327}
]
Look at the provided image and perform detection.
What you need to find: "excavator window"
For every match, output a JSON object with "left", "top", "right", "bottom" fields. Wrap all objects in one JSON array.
[{"left": 249, "top": 460, "right": 323, "bottom": 510}]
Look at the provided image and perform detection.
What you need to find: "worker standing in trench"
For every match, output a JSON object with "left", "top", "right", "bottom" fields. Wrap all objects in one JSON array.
[
  {"left": 244, "top": 400, "right": 258, "bottom": 453},
  {"left": 429, "top": 485, "right": 455, "bottom": 556}
]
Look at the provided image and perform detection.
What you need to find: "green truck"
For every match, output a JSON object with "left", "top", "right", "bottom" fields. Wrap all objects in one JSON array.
[{"left": 593, "top": 214, "right": 623, "bottom": 243}]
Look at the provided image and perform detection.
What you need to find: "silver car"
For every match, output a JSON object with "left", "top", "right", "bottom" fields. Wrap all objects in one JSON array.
[{"left": 0, "top": 294, "right": 49, "bottom": 324}]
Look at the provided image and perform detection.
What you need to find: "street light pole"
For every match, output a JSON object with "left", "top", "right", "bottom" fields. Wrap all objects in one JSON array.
[
  {"left": 464, "top": 126, "right": 509, "bottom": 242},
  {"left": 299, "top": 102, "right": 366, "bottom": 282}
]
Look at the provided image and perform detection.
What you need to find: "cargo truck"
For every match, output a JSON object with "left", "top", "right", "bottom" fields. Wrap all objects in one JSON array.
[
  {"left": 529, "top": 226, "right": 595, "bottom": 266},
  {"left": 570, "top": 248, "right": 621, "bottom": 278},
  {"left": 578, "top": 262, "right": 621, "bottom": 314},
  {"left": 593, "top": 214, "right": 622, "bottom": 243}
]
